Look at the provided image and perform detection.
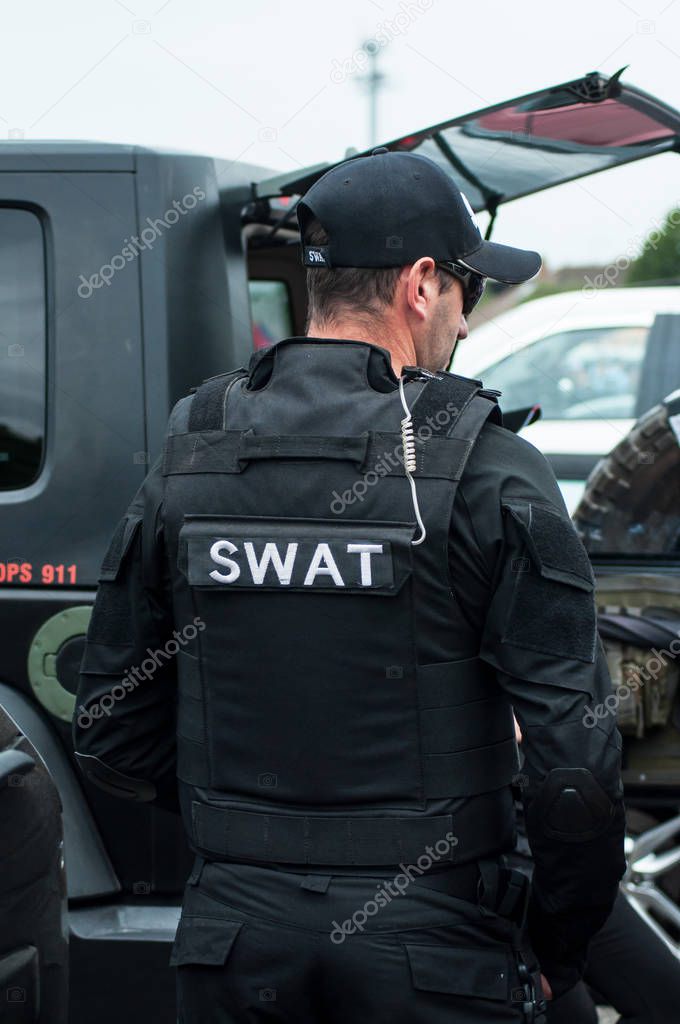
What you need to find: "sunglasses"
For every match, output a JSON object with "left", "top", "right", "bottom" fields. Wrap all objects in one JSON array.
[{"left": 436, "top": 261, "right": 486, "bottom": 316}]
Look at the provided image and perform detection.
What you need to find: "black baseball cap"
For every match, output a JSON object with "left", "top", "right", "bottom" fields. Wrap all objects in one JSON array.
[{"left": 297, "top": 148, "right": 541, "bottom": 284}]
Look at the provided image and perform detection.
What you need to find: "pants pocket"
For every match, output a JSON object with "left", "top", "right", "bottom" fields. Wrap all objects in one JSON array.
[
  {"left": 403, "top": 941, "right": 511, "bottom": 1001},
  {"left": 169, "top": 915, "right": 243, "bottom": 967}
]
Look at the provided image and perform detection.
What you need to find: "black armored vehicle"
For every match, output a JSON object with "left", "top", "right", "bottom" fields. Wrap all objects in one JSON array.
[{"left": 2, "top": 70, "right": 680, "bottom": 1021}]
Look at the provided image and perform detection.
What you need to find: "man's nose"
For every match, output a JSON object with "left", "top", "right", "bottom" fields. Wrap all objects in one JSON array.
[{"left": 458, "top": 315, "right": 469, "bottom": 340}]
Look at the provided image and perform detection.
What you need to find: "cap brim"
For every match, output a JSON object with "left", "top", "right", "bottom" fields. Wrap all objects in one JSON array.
[{"left": 459, "top": 239, "right": 542, "bottom": 284}]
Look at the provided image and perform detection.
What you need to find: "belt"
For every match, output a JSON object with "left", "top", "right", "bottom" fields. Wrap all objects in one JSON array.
[
  {"left": 410, "top": 860, "right": 481, "bottom": 902},
  {"left": 413, "top": 857, "right": 530, "bottom": 928}
]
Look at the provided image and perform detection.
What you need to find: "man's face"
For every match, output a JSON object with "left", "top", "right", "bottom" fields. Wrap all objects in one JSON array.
[{"left": 418, "top": 275, "right": 469, "bottom": 373}]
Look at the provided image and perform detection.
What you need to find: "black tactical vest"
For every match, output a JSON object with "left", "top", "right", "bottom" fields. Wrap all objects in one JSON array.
[{"left": 161, "top": 339, "right": 518, "bottom": 868}]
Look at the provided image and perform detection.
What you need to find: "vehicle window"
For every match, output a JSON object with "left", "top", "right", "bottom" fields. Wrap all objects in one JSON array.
[
  {"left": 0, "top": 208, "right": 46, "bottom": 490},
  {"left": 249, "top": 279, "right": 293, "bottom": 350},
  {"left": 482, "top": 326, "right": 649, "bottom": 420}
]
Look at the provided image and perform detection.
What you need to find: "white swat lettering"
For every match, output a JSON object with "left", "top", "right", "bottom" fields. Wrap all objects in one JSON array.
[
  {"left": 209, "top": 540, "right": 240, "bottom": 583},
  {"left": 346, "top": 543, "right": 383, "bottom": 586},
  {"left": 303, "top": 543, "right": 345, "bottom": 587},
  {"left": 244, "top": 542, "right": 298, "bottom": 585}
]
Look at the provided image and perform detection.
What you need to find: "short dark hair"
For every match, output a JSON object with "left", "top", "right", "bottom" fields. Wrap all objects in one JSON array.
[{"left": 304, "top": 221, "right": 453, "bottom": 329}]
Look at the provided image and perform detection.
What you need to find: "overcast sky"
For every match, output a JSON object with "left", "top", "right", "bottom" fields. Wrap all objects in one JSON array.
[{"left": 3, "top": 0, "right": 680, "bottom": 266}]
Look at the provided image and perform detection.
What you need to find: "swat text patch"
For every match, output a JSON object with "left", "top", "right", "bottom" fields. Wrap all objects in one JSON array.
[{"left": 179, "top": 516, "right": 414, "bottom": 594}]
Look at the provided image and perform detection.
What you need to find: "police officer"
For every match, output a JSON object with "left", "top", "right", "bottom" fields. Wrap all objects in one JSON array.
[{"left": 74, "top": 149, "right": 626, "bottom": 1023}]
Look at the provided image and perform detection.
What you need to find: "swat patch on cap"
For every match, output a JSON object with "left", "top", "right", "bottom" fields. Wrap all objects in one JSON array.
[
  {"left": 179, "top": 516, "right": 414, "bottom": 594},
  {"left": 302, "top": 245, "right": 331, "bottom": 267}
]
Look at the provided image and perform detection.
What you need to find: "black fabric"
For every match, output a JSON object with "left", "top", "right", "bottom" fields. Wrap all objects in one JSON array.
[
  {"left": 502, "top": 574, "right": 597, "bottom": 663},
  {"left": 162, "top": 428, "right": 481, "bottom": 481},
  {"left": 416, "top": 657, "right": 501, "bottom": 707},
  {"left": 420, "top": 698, "right": 513, "bottom": 753},
  {"left": 411, "top": 371, "right": 481, "bottom": 433},
  {"left": 544, "top": 891, "right": 680, "bottom": 1019},
  {"left": 89, "top": 514, "right": 143, "bottom": 644},
  {"left": 423, "top": 739, "right": 519, "bottom": 798},
  {"left": 85, "top": 580, "right": 134, "bottom": 645},
  {"left": 501, "top": 501, "right": 597, "bottom": 663},
  {"left": 512, "top": 805, "right": 680, "bottom": 1019},
  {"left": 172, "top": 860, "right": 545, "bottom": 1023},
  {"left": 187, "top": 370, "right": 247, "bottom": 432},
  {"left": 163, "top": 432, "right": 243, "bottom": 475},
  {"left": 239, "top": 431, "right": 370, "bottom": 465},
  {"left": 98, "top": 515, "right": 128, "bottom": 580},
  {"left": 552, "top": 891, "right": 680, "bottom": 1024},
  {"left": 192, "top": 804, "right": 457, "bottom": 866},
  {"left": 297, "top": 148, "right": 541, "bottom": 282},
  {"left": 505, "top": 503, "right": 594, "bottom": 590}
]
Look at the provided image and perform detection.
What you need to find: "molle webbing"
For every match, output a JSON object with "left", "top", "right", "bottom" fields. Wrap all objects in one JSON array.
[
  {"left": 187, "top": 657, "right": 518, "bottom": 866},
  {"left": 417, "top": 658, "right": 517, "bottom": 799},
  {"left": 164, "top": 429, "right": 482, "bottom": 481}
]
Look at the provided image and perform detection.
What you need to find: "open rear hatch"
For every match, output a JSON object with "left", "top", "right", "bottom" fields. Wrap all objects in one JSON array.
[
  {"left": 253, "top": 69, "right": 680, "bottom": 226},
  {"left": 245, "top": 69, "right": 680, "bottom": 342}
]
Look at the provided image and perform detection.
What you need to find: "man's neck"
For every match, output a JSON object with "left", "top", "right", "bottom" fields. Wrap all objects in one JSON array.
[{"left": 306, "top": 319, "right": 416, "bottom": 377}]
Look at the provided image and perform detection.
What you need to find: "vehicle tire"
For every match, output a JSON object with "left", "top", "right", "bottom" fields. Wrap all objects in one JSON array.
[{"left": 573, "top": 394, "right": 680, "bottom": 555}]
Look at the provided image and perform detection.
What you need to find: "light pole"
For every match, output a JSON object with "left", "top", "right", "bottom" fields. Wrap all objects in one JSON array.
[{"left": 360, "top": 38, "right": 386, "bottom": 148}]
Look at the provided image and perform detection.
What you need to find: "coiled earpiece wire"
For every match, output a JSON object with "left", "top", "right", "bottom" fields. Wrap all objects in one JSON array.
[{"left": 399, "top": 375, "right": 426, "bottom": 546}]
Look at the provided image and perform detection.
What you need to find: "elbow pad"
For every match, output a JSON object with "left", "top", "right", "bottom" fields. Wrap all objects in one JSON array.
[
  {"left": 75, "top": 753, "right": 157, "bottom": 802},
  {"left": 530, "top": 768, "right": 614, "bottom": 842}
]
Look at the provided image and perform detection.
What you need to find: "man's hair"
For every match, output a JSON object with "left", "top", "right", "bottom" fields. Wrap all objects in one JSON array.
[{"left": 304, "top": 221, "right": 453, "bottom": 330}]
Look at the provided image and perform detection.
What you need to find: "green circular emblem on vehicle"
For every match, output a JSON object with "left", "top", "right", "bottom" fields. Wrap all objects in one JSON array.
[{"left": 27, "top": 606, "right": 92, "bottom": 722}]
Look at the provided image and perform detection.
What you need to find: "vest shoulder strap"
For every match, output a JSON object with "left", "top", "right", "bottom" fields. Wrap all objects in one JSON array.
[
  {"left": 406, "top": 371, "right": 501, "bottom": 480},
  {"left": 186, "top": 369, "right": 248, "bottom": 433},
  {"left": 410, "top": 370, "right": 501, "bottom": 432}
]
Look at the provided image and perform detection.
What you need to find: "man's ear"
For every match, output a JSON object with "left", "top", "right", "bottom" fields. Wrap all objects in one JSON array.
[{"left": 405, "top": 257, "right": 437, "bottom": 321}]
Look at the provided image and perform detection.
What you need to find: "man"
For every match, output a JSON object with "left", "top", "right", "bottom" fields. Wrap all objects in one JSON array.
[{"left": 74, "top": 149, "right": 626, "bottom": 1023}]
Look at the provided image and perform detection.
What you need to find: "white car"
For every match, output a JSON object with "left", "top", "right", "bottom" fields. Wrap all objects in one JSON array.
[{"left": 453, "top": 286, "right": 680, "bottom": 509}]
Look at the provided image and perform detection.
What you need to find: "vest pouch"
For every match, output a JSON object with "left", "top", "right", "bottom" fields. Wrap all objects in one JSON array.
[{"left": 177, "top": 515, "right": 423, "bottom": 808}]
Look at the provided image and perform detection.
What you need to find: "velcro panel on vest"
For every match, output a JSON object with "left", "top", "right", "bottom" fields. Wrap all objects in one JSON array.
[
  {"left": 187, "top": 370, "right": 247, "bottom": 432},
  {"left": 417, "top": 659, "right": 518, "bottom": 798},
  {"left": 192, "top": 804, "right": 456, "bottom": 865}
]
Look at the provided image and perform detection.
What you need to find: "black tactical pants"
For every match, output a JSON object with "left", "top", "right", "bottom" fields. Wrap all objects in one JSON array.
[
  {"left": 171, "top": 859, "right": 543, "bottom": 1023},
  {"left": 547, "top": 890, "right": 680, "bottom": 1024}
]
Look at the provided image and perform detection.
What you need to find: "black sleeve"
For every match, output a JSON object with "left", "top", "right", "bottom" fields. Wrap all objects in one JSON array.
[
  {"left": 73, "top": 456, "right": 179, "bottom": 811},
  {"left": 458, "top": 423, "right": 626, "bottom": 997}
]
